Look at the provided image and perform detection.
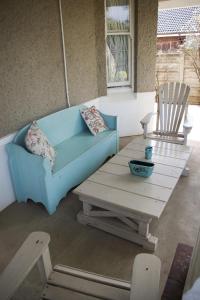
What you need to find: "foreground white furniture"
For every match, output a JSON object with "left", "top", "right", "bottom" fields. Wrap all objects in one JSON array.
[
  {"left": 0, "top": 232, "right": 161, "bottom": 300},
  {"left": 74, "top": 136, "right": 191, "bottom": 251},
  {"left": 140, "top": 82, "right": 192, "bottom": 145},
  {"left": 183, "top": 228, "right": 200, "bottom": 299}
]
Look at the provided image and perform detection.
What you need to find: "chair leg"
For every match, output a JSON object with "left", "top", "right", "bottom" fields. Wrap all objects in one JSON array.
[
  {"left": 184, "top": 134, "right": 188, "bottom": 145},
  {"left": 182, "top": 166, "right": 190, "bottom": 177},
  {"left": 142, "top": 123, "right": 147, "bottom": 139}
]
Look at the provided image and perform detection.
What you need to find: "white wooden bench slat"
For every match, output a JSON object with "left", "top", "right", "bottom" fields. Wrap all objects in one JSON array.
[
  {"left": 175, "top": 85, "right": 190, "bottom": 133},
  {"left": 76, "top": 181, "right": 165, "bottom": 219},
  {"left": 119, "top": 148, "right": 186, "bottom": 169},
  {"left": 170, "top": 82, "right": 180, "bottom": 133},
  {"left": 130, "top": 254, "right": 161, "bottom": 300},
  {"left": 163, "top": 82, "right": 168, "bottom": 133},
  {"left": 167, "top": 82, "right": 174, "bottom": 133},
  {"left": 42, "top": 285, "right": 103, "bottom": 300},
  {"left": 46, "top": 270, "right": 130, "bottom": 300},
  {"left": 172, "top": 83, "right": 186, "bottom": 133},
  {"left": 109, "top": 155, "right": 182, "bottom": 178},
  {"left": 88, "top": 171, "right": 171, "bottom": 202},
  {"left": 159, "top": 86, "right": 164, "bottom": 133},
  {"left": 53, "top": 264, "right": 131, "bottom": 290},
  {"left": 144, "top": 134, "right": 187, "bottom": 145},
  {"left": 99, "top": 163, "right": 178, "bottom": 189},
  {"left": 130, "top": 137, "right": 191, "bottom": 153},
  {"left": 125, "top": 143, "right": 190, "bottom": 160}
]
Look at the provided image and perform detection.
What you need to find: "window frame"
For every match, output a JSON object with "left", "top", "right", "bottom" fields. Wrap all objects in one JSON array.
[{"left": 105, "top": 0, "right": 133, "bottom": 88}]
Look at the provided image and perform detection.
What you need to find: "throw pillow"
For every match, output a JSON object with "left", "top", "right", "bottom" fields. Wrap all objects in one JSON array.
[
  {"left": 80, "top": 106, "right": 108, "bottom": 135},
  {"left": 25, "top": 121, "right": 56, "bottom": 168}
]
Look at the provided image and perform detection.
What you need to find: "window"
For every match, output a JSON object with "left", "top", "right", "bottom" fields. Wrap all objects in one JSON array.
[{"left": 106, "top": 0, "right": 132, "bottom": 87}]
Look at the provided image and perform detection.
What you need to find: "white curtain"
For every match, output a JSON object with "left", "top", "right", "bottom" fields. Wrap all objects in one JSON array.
[
  {"left": 107, "top": 35, "right": 129, "bottom": 83},
  {"left": 106, "top": 0, "right": 129, "bottom": 84}
]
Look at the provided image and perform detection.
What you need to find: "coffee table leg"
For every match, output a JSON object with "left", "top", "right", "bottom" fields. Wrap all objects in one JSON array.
[
  {"left": 77, "top": 205, "right": 158, "bottom": 251},
  {"left": 138, "top": 220, "right": 158, "bottom": 251}
]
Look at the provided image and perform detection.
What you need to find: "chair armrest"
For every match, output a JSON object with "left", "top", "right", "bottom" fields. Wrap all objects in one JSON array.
[
  {"left": 140, "top": 113, "right": 155, "bottom": 138},
  {"left": 140, "top": 112, "right": 155, "bottom": 126},
  {"left": 183, "top": 112, "right": 193, "bottom": 130},
  {"left": 130, "top": 254, "right": 161, "bottom": 300},
  {"left": 183, "top": 121, "right": 193, "bottom": 131},
  {"left": 0, "top": 232, "right": 51, "bottom": 300},
  {"left": 183, "top": 117, "right": 192, "bottom": 145},
  {"left": 100, "top": 112, "right": 118, "bottom": 130}
]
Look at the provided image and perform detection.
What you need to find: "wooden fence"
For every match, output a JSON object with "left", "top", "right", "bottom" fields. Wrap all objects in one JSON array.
[{"left": 156, "top": 50, "right": 200, "bottom": 104}]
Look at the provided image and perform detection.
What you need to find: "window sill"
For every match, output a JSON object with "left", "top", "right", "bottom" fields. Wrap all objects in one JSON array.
[{"left": 107, "top": 86, "right": 133, "bottom": 95}]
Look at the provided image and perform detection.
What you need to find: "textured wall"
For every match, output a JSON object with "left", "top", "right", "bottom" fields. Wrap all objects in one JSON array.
[
  {"left": 134, "top": 0, "right": 158, "bottom": 92},
  {"left": 94, "top": 0, "right": 107, "bottom": 97},
  {"left": 62, "top": 0, "right": 107, "bottom": 106},
  {"left": 0, "top": 0, "right": 67, "bottom": 138}
]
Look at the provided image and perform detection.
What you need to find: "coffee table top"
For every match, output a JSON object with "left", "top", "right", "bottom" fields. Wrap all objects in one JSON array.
[{"left": 74, "top": 137, "right": 192, "bottom": 220}]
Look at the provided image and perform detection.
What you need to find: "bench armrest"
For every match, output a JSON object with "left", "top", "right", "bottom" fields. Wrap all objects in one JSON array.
[
  {"left": 0, "top": 232, "right": 52, "bottom": 300},
  {"left": 6, "top": 143, "right": 52, "bottom": 176},
  {"left": 130, "top": 254, "right": 161, "bottom": 300},
  {"left": 100, "top": 112, "right": 118, "bottom": 130}
]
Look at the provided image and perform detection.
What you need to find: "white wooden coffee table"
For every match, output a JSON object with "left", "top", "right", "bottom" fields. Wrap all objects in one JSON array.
[{"left": 74, "top": 136, "right": 192, "bottom": 251}]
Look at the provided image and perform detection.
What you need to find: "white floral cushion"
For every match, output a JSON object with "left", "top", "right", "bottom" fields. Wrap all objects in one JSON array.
[
  {"left": 25, "top": 121, "right": 56, "bottom": 168},
  {"left": 80, "top": 106, "right": 108, "bottom": 135}
]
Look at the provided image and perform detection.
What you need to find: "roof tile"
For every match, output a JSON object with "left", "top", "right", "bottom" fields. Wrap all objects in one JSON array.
[{"left": 158, "top": 6, "right": 200, "bottom": 35}]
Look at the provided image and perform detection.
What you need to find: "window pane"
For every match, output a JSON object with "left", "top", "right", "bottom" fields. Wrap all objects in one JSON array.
[
  {"left": 107, "top": 35, "right": 129, "bottom": 83},
  {"left": 106, "top": 0, "right": 129, "bottom": 32}
]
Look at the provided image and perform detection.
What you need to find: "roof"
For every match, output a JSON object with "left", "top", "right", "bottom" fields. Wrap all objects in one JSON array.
[{"left": 157, "top": 5, "right": 200, "bottom": 35}]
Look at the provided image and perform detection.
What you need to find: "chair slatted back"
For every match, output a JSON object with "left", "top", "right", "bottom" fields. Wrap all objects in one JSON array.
[{"left": 158, "top": 82, "right": 190, "bottom": 136}]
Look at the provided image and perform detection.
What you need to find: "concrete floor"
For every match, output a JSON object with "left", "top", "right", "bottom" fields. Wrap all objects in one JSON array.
[{"left": 0, "top": 136, "right": 200, "bottom": 299}]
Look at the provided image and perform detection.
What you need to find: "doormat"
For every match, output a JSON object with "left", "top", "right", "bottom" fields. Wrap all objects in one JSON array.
[{"left": 162, "top": 243, "right": 193, "bottom": 300}]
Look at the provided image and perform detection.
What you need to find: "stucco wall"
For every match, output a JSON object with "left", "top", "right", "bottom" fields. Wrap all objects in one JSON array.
[
  {"left": 62, "top": 0, "right": 106, "bottom": 106},
  {"left": 0, "top": 0, "right": 67, "bottom": 138},
  {"left": 0, "top": 0, "right": 107, "bottom": 137},
  {"left": 0, "top": 0, "right": 158, "bottom": 137},
  {"left": 95, "top": 0, "right": 107, "bottom": 97},
  {"left": 134, "top": 0, "right": 158, "bottom": 92}
]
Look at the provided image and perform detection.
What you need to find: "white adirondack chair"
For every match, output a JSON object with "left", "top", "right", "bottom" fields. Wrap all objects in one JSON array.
[
  {"left": 0, "top": 232, "right": 161, "bottom": 300},
  {"left": 140, "top": 82, "right": 192, "bottom": 145}
]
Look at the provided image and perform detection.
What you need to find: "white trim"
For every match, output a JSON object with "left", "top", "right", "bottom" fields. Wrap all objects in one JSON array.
[
  {"left": 0, "top": 132, "right": 16, "bottom": 146},
  {"left": 107, "top": 81, "right": 131, "bottom": 87},
  {"left": 105, "top": 0, "right": 132, "bottom": 88},
  {"left": 0, "top": 133, "right": 16, "bottom": 211},
  {"left": 158, "top": 32, "right": 200, "bottom": 37},
  {"left": 107, "top": 32, "right": 130, "bottom": 35},
  {"left": 58, "top": 0, "right": 71, "bottom": 107}
]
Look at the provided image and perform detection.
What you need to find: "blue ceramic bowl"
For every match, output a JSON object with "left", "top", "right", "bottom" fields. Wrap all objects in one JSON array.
[{"left": 129, "top": 160, "right": 154, "bottom": 177}]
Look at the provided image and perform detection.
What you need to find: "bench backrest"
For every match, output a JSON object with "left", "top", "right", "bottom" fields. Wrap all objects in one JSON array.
[{"left": 13, "top": 105, "right": 88, "bottom": 147}]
